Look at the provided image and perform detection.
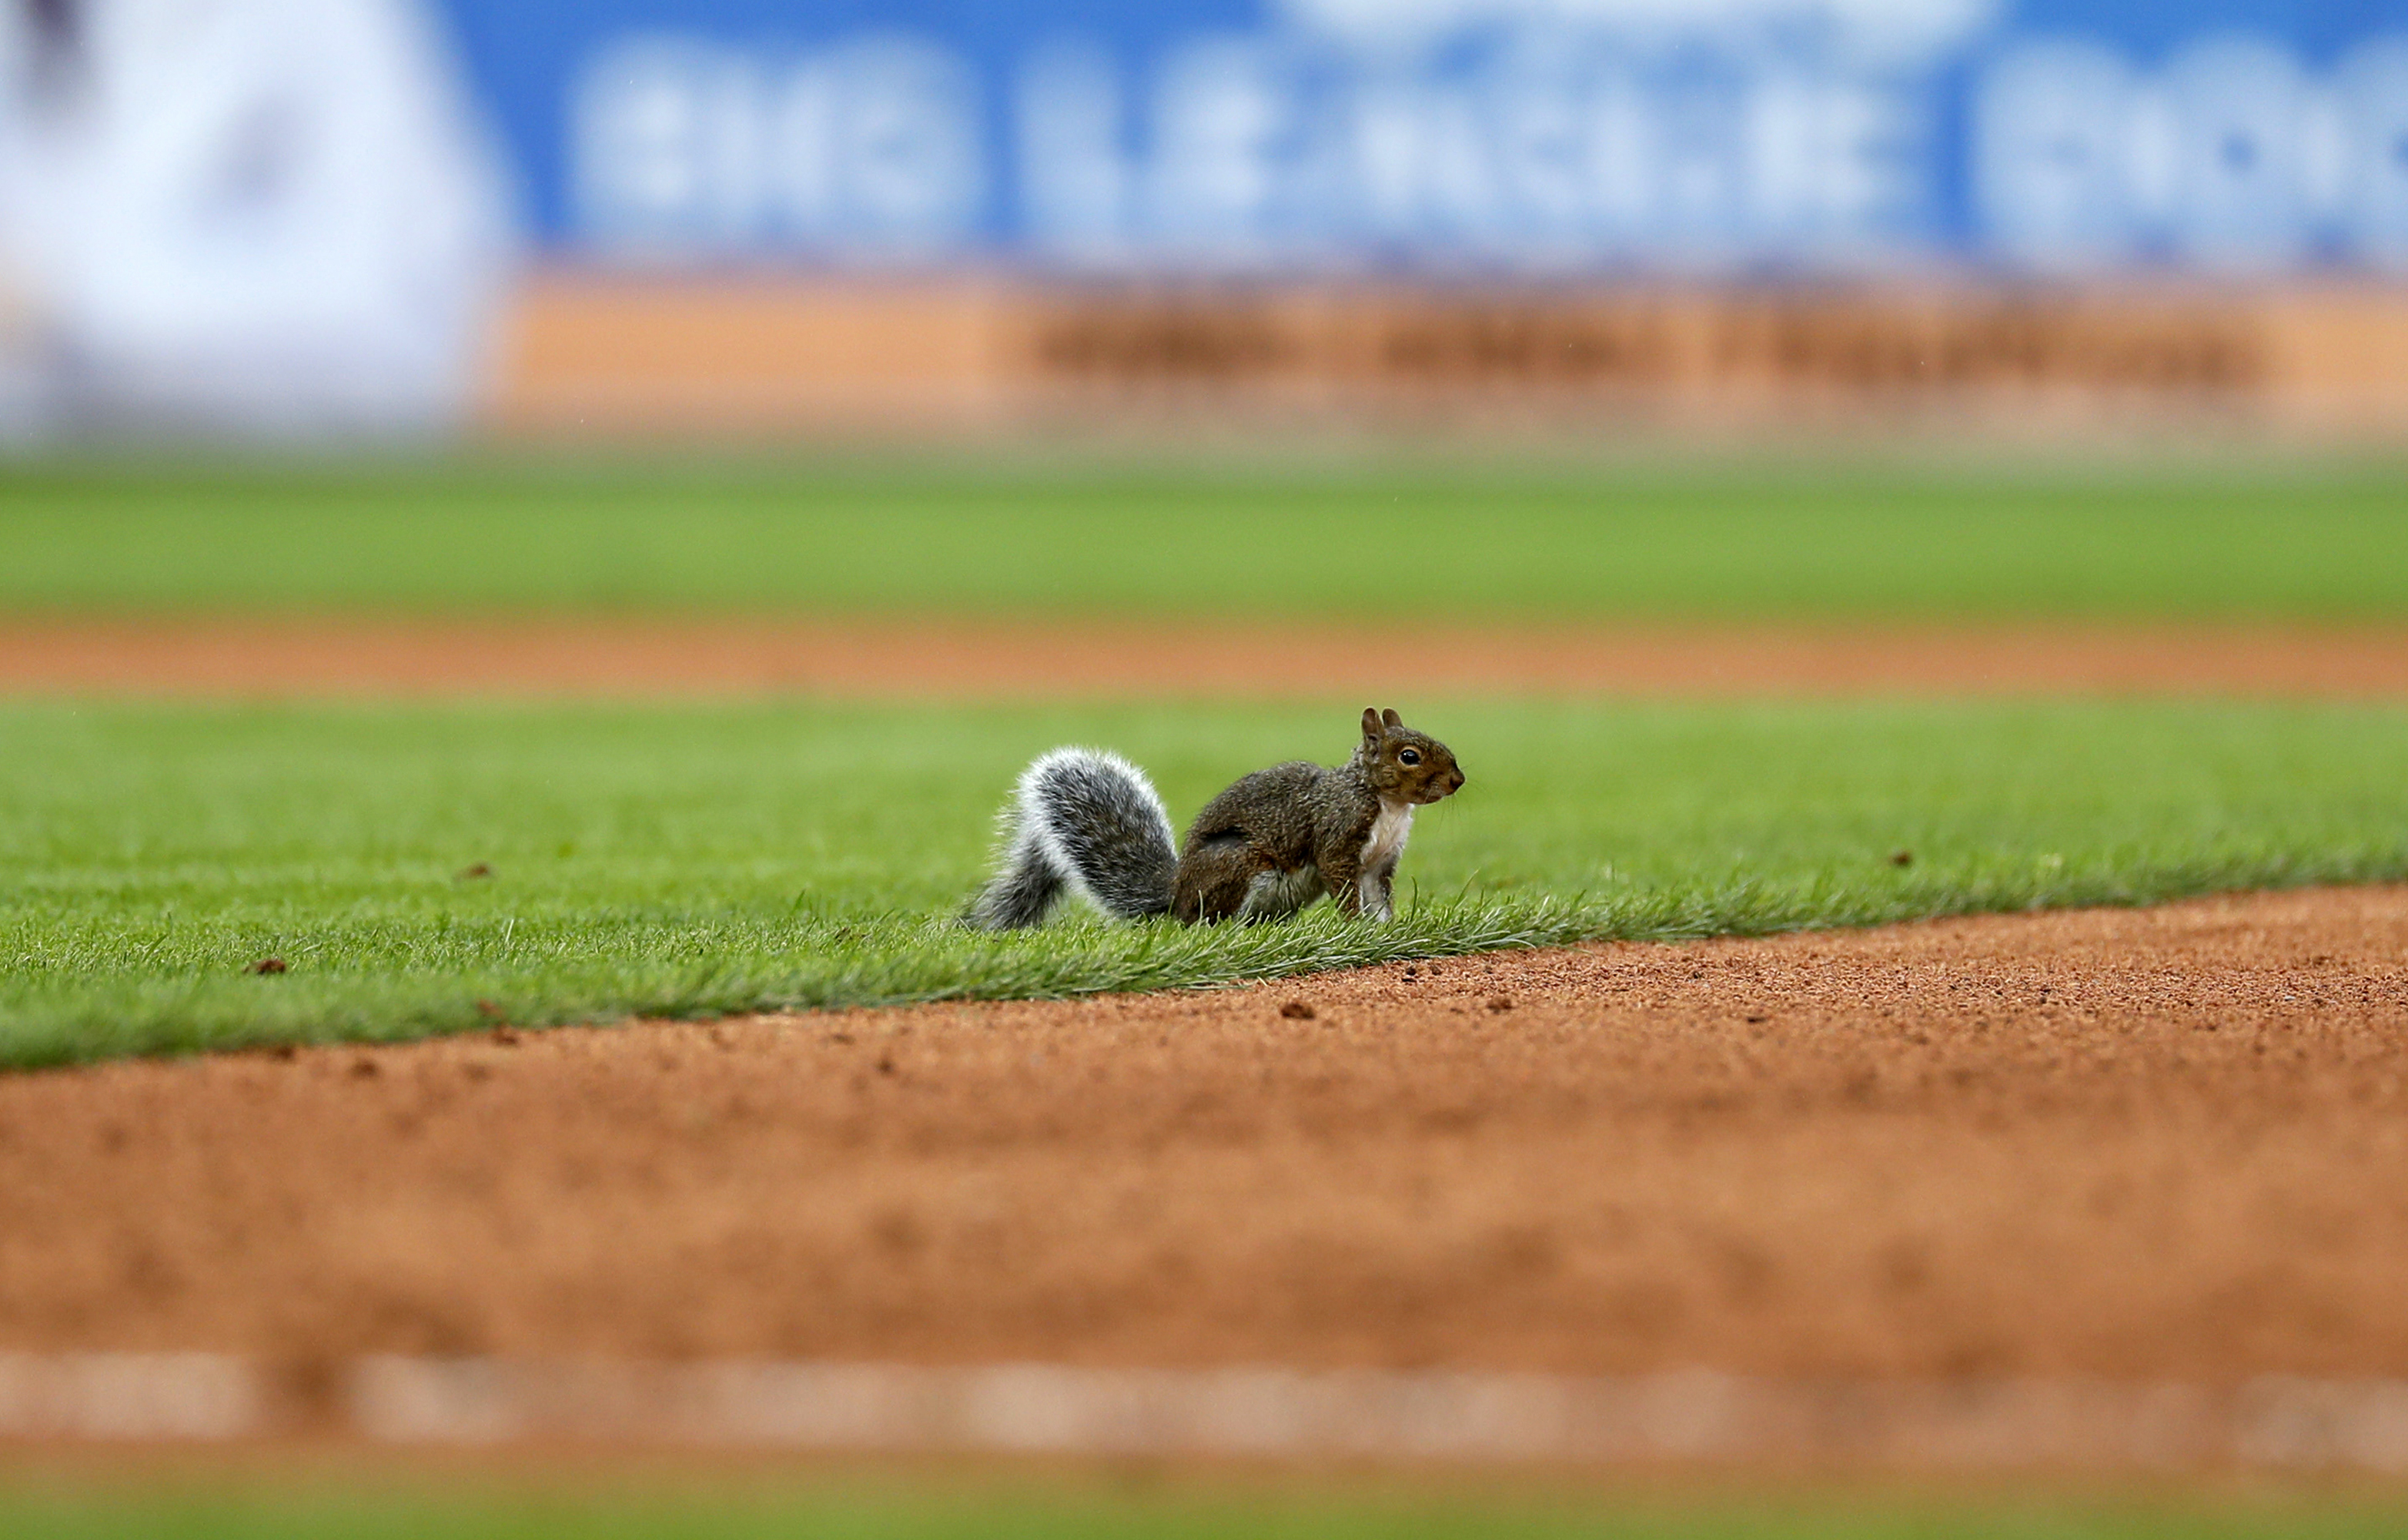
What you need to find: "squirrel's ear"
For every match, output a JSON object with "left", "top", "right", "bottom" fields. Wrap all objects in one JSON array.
[
  {"left": 1381, "top": 708, "right": 1403, "bottom": 729},
  {"left": 1361, "top": 707, "right": 1383, "bottom": 739}
]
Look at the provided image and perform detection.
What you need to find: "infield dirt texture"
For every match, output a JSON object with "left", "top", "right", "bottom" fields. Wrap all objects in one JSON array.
[
  {"left": 5, "top": 614, "right": 2408, "bottom": 698},
  {"left": 2, "top": 885, "right": 2403, "bottom": 1386}
]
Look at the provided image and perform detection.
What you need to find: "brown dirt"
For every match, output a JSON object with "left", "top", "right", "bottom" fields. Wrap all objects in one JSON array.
[
  {"left": 2, "top": 886, "right": 2404, "bottom": 1387},
  {"left": 3, "top": 616, "right": 2408, "bottom": 698}
]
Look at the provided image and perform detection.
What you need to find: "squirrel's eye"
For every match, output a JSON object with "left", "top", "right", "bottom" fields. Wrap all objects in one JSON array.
[{"left": 1399, "top": 748, "right": 1422, "bottom": 765}]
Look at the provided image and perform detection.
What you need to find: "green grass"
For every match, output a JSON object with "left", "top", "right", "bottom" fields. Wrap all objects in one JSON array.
[
  {"left": 2, "top": 457, "right": 2403, "bottom": 620},
  {"left": 3, "top": 1468, "right": 2406, "bottom": 1540},
  {"left": 5, "top": 697, "right": 2404, "bottom": 1068}
]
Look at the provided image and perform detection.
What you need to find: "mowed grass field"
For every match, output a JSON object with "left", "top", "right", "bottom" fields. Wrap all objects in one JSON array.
[
  {"left": 5, "top": 457, "right": 2408, "bottom": 1068},
  {"left": 8, "top": 697, "right": 2408, "bottom": 1067},
  {"left": 3, "top": 456, "right": 2406, "bottom": 619},
  {"left": 8, "top": 1468, "right": 2408, "bottom": 1540}
]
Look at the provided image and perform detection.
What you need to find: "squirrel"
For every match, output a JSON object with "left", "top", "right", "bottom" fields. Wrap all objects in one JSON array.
[{"left": 968, "top": 707, "right": 1465, "bottom": 929}]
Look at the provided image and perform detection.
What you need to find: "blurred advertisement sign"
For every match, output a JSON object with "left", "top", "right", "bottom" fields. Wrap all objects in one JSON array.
[
  {"left": 0, "top": 0, "right": 510, "bottom": 437},
  {"left": 446, "top": 0, "right": 2408, "bottom": 276}
]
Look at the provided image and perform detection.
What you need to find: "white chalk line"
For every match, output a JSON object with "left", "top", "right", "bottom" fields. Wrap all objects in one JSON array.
[
  {"left": 5, "top": 1352, "right": 2408, "bottom": 1469},
  {"left": 0, "top": 1352, "right": 261, "bottom": 1442}
]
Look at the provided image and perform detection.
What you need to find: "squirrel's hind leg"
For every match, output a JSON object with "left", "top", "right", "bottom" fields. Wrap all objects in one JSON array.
[
  {"left": 1172, "top": 839, "right": 1272, "bottom": 923},
  {"left": 1175, "top": 843, "right": 1322, "bottom": 924},
  {"left": 1240, "top": 866, "right": 1326, "bottom": 920}
]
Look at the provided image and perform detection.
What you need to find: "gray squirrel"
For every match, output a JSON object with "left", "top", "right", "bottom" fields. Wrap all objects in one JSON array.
[{"left": 968, "top": 708, "right": 1465, "bottom": 928}]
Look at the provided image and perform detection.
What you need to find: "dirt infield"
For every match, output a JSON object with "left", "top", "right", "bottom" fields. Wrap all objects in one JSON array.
[
  {"left": 5, "top": 616, "right": 2408, "bottom": 698},
  {"left": 2, "top": 886, "right": 2403, "bottom": 1390}
]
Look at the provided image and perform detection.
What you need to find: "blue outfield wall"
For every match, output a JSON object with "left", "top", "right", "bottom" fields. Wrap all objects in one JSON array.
[{"left": 430, "top": 0, "right": 2408, "bottom": 277}]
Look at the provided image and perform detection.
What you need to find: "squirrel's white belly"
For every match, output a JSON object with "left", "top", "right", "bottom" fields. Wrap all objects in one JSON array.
[{"left": 1357, "top": 800, "right": 1415, "bottom": 908}]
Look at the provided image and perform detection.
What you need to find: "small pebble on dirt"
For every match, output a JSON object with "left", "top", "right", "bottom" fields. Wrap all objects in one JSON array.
[
  {"left": 249, "top": 957, "right": 286, "bottom": 975},
  {"left": 490, "top": 1025, "right": 521, "bottom": 1046},
  {"left": 876, "top": 1056, "right": 896, "bottom": 1075},
  {"left": 349, "top": 1058, "right": 379, "bottom": 1078},
  {"left": 1487, "top": 996, "right": 1515, "bottom": 1013},
  {"left": 1280, "top": 1000, "right": 1316, "bottom": 1019}
]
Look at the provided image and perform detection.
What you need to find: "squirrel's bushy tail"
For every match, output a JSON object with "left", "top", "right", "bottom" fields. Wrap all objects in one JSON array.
[{"left": 967, "top": 748, "right": 1177, "bottom": 929}]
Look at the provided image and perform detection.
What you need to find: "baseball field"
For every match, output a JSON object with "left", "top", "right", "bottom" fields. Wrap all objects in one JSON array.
[{"left": 5, "top": 455, "right": 2408, "bottom": 1534}]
